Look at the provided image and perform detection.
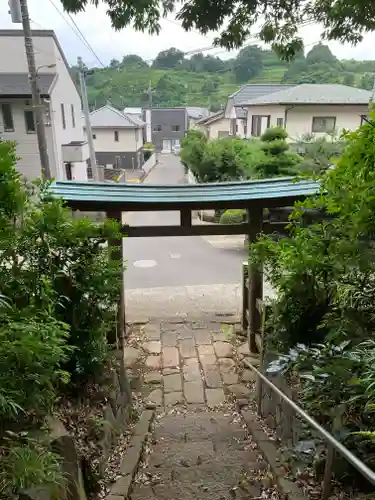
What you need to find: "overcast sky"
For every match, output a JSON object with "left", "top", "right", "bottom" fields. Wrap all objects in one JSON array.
[{"left": 2, "top": 0, "right": 375, "bottom": 67}]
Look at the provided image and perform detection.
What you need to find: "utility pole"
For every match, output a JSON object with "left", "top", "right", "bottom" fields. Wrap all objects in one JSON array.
[
  {"left": 16, "top": 0, "right": 52, "bottom": 179},
  {"left": 145, "top": 80, "right": 153, "bottom": 143},
  {"left": 78, "top": 57, "right": 98, "bottom": 180}
]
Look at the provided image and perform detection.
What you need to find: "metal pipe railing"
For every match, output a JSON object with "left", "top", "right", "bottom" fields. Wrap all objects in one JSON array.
[{"left": 243, "top": 357, "right": 375, "bottom": 493}]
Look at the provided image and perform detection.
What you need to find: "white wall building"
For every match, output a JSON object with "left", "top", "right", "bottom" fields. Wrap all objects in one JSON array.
[
  {"left": 225, "top": 83, "right": 372, "bottom": 140},
  {"left": 87, "top": 104, "right": 146, "bottom": 170},
  {"left": 0, "top": 29, "right": 88, "bottom": 180}
]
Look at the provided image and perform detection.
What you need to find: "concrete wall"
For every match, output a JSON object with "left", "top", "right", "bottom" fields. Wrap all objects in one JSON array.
[
  {"left": 207, "top": 117, "right": 231, "bottom": 139},
  {"left": 142, "top": 152, "right": 156, "bottom": 175},
  {"left": 95, "top": 149, "right": 143, "bottom": 170},
  {"left": 0, "top": 98, "right": 59, "bottom": 179}
]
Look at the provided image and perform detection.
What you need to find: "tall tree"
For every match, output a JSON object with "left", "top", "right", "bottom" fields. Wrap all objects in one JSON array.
[
  {"left": 153, "top": 74, "right": 187, "bottom": 106},
  {"left": 60, "top": 0, "right": 375, "bottom": 59},
  {"left": 152, "top": 47, "right": 185, "bottom": 69},
  {"left": 121, "top": 54, "right": 148, "bottom": 68},
  {"left": 306, "top": 43, "right": 338, "bottom": 65},
  {"left": 234, "top": 45, "right": 263, "bottom": 83}
]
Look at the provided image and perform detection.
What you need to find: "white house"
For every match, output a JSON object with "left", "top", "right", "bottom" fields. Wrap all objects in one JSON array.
[
  {"left": 88, "top": 104, "right": 146, "bottom": 170},
  {"left": 226, "top": 83, "right": 372, "bottom": 140},
  {"left": 195, "top": 110, "right": 231, "bottom": 139},
  {"left": 0, "top": 29, "right": 88, "bottom": 180},
  {"left": 225, "top": 84, "right": 295, "bottom": 138}
]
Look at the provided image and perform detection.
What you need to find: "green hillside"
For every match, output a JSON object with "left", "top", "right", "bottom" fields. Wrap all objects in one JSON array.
[{"left": 71, "top": 43, "right": 375, "bottom": 111}]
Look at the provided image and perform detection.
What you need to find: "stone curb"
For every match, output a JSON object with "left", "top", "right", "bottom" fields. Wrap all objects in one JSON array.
[
  {"left": 241, "top": 410, "right": 307, "bottom": 500},
  {"left": 106, "top": 409, "right": 155, "bottom": 500}
]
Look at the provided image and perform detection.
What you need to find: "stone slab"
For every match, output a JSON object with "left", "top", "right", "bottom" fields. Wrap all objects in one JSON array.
[
  {"left": 217, "top": 358, "right": 235, "bottom": 371},
  {"left": 123, "top": 347, "right": 141, "bottom": 368},
  {"left": 162, "top": 346, "right": 179, "bottom": 368},
  {"left": 203, "top": 365, "right": 222, "bottom": 388},
  {"left": 227, "top": 384, "right": 251, "bottom": 398},
  {"left": 144, "top": 371, "right": 162, "bottom": 384},
  {"left": 184, "top": 381, "right": 204, "bottom": 404},
  {"left": 241, "top": 369, "right": 256, "bottom": 382},
  {"left": 194, "top": 329, "right": 212, "bottom": 344},
  {"left": 162, "top": 331, "right": 178, "bottom": 347},
  {"left": 221, "top": 371, "right": 239, "bottom": 385},
  {"left": 146, "top": 388, "right": 163, "bottom": 406},
  {"left": 206, "top": 388, "right": 226, "bottom": 407},
  {"left": 110, "top": 475, "right": 132, "bottom": 495},
  {"left": 197, "top": 344, "right": 214, "bottom": 356},
  {"left": 163, "top": 367, "right": 180, "bottom": 375},
  {"left": 143, "top": 323, "right": 160, "bottom": 340},
  {"left": 164, "top": 391, "right": 184, "bottom": 406},
  {"left": 164, "top": 373, "right": 182, "bottom": 393},
  {"left": 145, "top": 355, "right": 161, "bottom": 370},
  {"left": 213, "top": 341, "right": 233, "bottom": 358},
  {"left": 198, "top": 354, "right": 216, "bottom": 366},
  {"left": 179, "top": 338, "right": 196, "bottom": 358},
  {"left": 183, "top": 358, "right": 201, "bottom": 382},
  {"left": 143, "top": 341, "right": 161, "bottom": 354}
]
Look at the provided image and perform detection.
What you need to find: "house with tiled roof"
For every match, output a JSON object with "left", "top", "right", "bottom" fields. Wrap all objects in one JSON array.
[
  {"left": 195, "top": 110, "right": 231, "bottom": 139},
  {"left": 226, "top": 83, "right": 372, "bottom": 140},
  {"left": 0, "top": 29, "right": 88, "bottom": 180},
  {"left": 86, "top": 104, "right": 146, "bottom": 170}
]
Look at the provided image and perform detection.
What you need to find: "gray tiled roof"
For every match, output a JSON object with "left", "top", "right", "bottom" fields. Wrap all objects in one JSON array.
[
  {"left": 231, "top": 84, "right": 296, "bottom": 106},
  {"left": 0, "top": 73, "right": 55, "bottom": 96},
  {"left": 196, "top": 110, "right": 224, "bottom": 125},
  {"left": 90, "top": 105, "right": 145, "bottom": 128},
  {"left": 244, "top": 84, "right": 373, "bottom": 105},
  {"left": 186, "top": 107, "right": 210, "bottom": 119}
]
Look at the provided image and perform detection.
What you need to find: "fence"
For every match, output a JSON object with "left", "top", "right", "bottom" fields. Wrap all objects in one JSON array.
[
  {"left": 241, "top": 259, "right": 375, "bottom": 498},
  {"left": 142, "top": 152, "right": 157, "bottom": 176}
]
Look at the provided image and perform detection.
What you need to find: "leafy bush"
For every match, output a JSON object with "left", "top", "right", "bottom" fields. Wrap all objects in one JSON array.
[
  {"left": 251, "top": 115, "right": 375, "bottom": 482},
  {"left": 180, "top": 129, "right": 207, "bottom": 180},
  {"left": 219, "top": 209, "right": 246, "bottom": 224},
  {"left": 0, "top": 141, "right": 123, "bottom": 495}
]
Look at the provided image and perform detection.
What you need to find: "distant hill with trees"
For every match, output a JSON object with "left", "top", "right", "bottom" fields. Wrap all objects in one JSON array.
[{"left": 70, "top": 43, "right": 375, "bottom": 111}]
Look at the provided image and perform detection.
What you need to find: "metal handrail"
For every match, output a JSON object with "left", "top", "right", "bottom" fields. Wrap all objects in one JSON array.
[{"left": 243, "top": 357, "right": 375, "bottom": 488}]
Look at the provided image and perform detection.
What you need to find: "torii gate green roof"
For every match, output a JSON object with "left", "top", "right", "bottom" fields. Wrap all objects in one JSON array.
[{"left": 51, "top": 177, "right": 319, "bottom": 211}]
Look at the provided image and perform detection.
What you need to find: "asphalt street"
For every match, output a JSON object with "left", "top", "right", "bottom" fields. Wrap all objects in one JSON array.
[{"left": 123, "top": 154, "right": 247, "bottom": 291}]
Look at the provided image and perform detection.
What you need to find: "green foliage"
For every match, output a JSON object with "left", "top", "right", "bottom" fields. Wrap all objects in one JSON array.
[
  {"left": 180, "top": 129, "right": 207, "bottom": 179},
  {"left": 219, "top": 209, "right": 246, "bottom": 224},
  {"left": 295, "top": 133, "right": 347, "bottom": 175},
  {"left": 251, "top": 116, "right": 375, "bottom": 481},
  {"left": 61, "top": 0, "right": 375, "bottom": 60},
  {"left": 233, "top": 45, "right": 263, "bottom": 83},
  {"left": 254, "top": 127, "right": 301, "bottom": 177},
  {"left": 69, "top": 43, "right": 373, "bottom": 111},
  {"left": 0, "top": 141, "right": 123, "bottom": 495}
]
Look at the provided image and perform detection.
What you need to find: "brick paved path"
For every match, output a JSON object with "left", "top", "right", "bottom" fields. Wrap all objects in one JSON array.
[{"left": 125, "top": 318, "right": 264, "bottom": 500}]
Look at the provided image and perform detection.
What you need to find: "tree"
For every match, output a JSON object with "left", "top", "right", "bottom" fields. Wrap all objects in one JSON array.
[
  {"left": 343, "top": 72, "right": 355, "bottom": 86},
  {"left": 121, "top": 54, "right": 148, "bottom": 68},
  {"left": 109, "top": 58, "right": 120, "bottom": 69},
  {"left": 153, "top": 74, "right": 187, "bottom": 106},
  {"left": 60, "top": 0, "right": 375, "bottom": 59},
  {"left": 152, "top": 47, "right": 185, "bottom": 69},
  {"left": 234, "top": 45, "right": 263, "bottom": 82},
  {"left": 359, "top": 73, "right": 373, "bottom": 90},
  {"left": 306, "top": 43, "right": 338, "bottom": 65},
  {"left": 256, "top": 127, "right": 302, "bottom": 177}
]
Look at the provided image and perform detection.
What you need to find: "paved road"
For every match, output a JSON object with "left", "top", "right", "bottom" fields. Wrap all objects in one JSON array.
[{"left": 123, "top": 154, "right": 247, "bottom": 291}]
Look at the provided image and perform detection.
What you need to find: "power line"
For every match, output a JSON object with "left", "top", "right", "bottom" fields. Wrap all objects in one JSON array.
[{"left": 47, "top": 0, "right": 105, "bottom": 67}]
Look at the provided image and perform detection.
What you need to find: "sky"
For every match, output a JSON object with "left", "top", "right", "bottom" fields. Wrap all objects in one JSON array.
[{"left": 2, "top": 0, "right": 375, "bottom": 68}]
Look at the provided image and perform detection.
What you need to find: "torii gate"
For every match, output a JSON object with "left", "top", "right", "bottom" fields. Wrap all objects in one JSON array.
[{"left": 51, "top": 176, "right": 319, "bottom": 354}]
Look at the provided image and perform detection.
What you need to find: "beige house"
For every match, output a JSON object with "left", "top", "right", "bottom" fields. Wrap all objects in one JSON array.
[
  {"left": 0, "top": 29, "right": 88, "bottom": 180},
  {"left": 195, "top": 111, "right": 231, "bottom": 139},
  {"left": 87, "top": 104, "right": 145, "bottom": 170},
  {"left": 226, "top": 83, "right": 372, "bottom": 140}
]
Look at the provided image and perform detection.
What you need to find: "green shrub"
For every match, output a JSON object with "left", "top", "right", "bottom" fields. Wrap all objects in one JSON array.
[
  {"left": 219, "top": 209, "right": 246, "bottom": 224},
  {"left": 260, "top": 126, "right": 288, "bottom": 142}
]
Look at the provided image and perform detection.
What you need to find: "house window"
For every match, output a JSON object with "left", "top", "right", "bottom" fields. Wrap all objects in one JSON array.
[
  {"left": 312, "top": 116, "right": 336, "bottom": 133},
  {"left": 276, "top": 117, "right": 284, "bottom": 127},
  {"left": 1, "top": 103, "right": 14, "bottom": 131},
  {"left": 114, "top": 130, "right": 119, "bottom": 142},
  {"left": 153, "top": 124, "right": 162, "bottom": 132},
  {"left": 71, "top": 104, "right": 75, "bottom": 128},
  {"left": 92, "top": 133, "right": 96, "bottom": 139},
  {"left": 251, "top": 115, "right": 270, "bottom": 137},
  {"left": 172, "top": 125, "right": 180, "bottom": 132},
  {"left": 61, "top": 103, "right": 66, "bottom": 129},
  {"left": 24, "top": 110, "right": 36, "bottom": 133},
  {"left": 361, "top": 114, "right": 369, "bottom": 125},
  {"left": 235, "top": 124, "right": 239, "bottom": 133}
]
